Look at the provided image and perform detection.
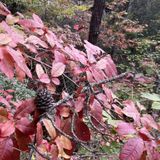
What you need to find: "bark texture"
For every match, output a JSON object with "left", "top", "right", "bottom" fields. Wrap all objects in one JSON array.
[{"left": 88, "top": 0, "right": 105, "bottom": 44}]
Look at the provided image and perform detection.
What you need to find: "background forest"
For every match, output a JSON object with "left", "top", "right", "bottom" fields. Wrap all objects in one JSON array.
[{"left": 0, "top": 0, "right": 160, "bottom": 160}]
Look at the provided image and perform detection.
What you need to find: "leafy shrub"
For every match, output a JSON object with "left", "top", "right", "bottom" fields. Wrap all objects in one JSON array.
[{"left": 0, "top": 3, "right": 160, "bottom": 160}]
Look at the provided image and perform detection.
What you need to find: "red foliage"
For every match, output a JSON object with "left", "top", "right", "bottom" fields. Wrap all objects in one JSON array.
[{"left": 0, "top": 3, "right": 159, "bottom": 160}]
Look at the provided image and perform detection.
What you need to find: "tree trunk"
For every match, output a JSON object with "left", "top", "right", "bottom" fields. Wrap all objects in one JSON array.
[{"left": 88, "top": 0, "right": 105, "bottom": 45}]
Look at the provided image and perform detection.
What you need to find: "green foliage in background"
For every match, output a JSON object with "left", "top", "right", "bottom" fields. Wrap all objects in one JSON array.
[{"left": 0, "top": 74, "right": 35, "bottom": 101}]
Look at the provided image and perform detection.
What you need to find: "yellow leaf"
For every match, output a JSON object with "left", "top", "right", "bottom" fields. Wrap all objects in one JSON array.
[
  {"left": 42, "top": 118, "right": 56, "bottom": 139},
  {"left": 6, "top": 14, "right": 19, "bottom": 25},
  {"left": 0, "top": 33, "right": 11, "bottom": 45},
  {"left": 60, "top": 135, "right": 72, "bottom": 150}
]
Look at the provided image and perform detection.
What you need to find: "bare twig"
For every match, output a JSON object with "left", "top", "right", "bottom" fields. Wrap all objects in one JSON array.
[
  {"left": 48, "top": 72, "right": 130, "bottom": 111},
  {"left": 90, "top": 72, "right": 129, "bottom": 87},
  {"left": 28, "top": 144, "right": 50, "bottom": 160},
  {"left": 45, "top": 113, "right": 73, "bottom": 140}
]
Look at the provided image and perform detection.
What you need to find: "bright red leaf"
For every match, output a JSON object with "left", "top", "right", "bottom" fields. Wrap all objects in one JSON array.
[
  {"left": 15, "top": 129, "right": 32, "bottom": 151},
  {"left": 123, "top": 100, "right": 140, "bottom": 125},
  {"left": 0, "top": 121, "right": 15, "bottom": 137},
  {"left": 0, "top": 47, "right": 14, "bottom": 79},
  {"left": 14, "top": 99, "right": 36, "bottom": 119},
  {"left": 6, "top": 47, "right": 32, "bottom": 78},
  {"left": 0, "top": 138, "right": 13, "bottom": 160},
  {"left": 15, "top": 117, "right": 35, "bottom": 135},
  {"left": 75, "top": 118, "right": 90, "bottom": 141}
]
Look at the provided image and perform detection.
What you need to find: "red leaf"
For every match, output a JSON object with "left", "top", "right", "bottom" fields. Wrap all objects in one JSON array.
[
  {"left": 105, "top": 55, "right": 117, "bottom": 76},
  {"left": 14, "top": 99, "right": 36, "bottom": 119},
  {"left": 89, "top": 65, "right": 106, "bottom": 82},
  {"left": 0, "top": 138, "right": 13, "bottom": 160},
  {"left": 141, "top": 114, "right": 158, "bottom": 130},
  {"left": 52, "top": 77, "right": 60, "bottom": 85},
  {"left": 36, "top": 122, "right": 43, "bottom": 146},
  {"left": 96, "top": 55, "right": 117, "bottom": 77},
  {"left": 59, "top": 106, "right": 70, "bottom": 117},
  {"left": 15, "top": 129, "right": 31, "bottom": 151},
  {"left": 120, "top": 137, "right": 144, "bottom": 160},
  {"left": 18, "top": 18, "right": 43, "bottom": 29},
  {"left": 75, "top": 119, "right": 90, "bottom": 141},
  {"left": 112, "top": 104, "right": 123, "bottom": 116},
  {"left": 96, "top": 93, "right": 111, "bottom": 109},
  {"left": 64, "top": 46, "right": 87, "bottom": 65},
  {"left": 123, "top": 100, "right": 140, "bottom": 124},
  {"left": 74, "top": 97, "right": 85, "bottom": 112},
  {"left": 0, "top": 121, "right": 15, "bottom": 137},
  {"left": 0, "top": 47, "right": 14, "bottom": 79},
  {"left": 102, "top": 85, "right": 113, "bottom": 103},
  {"left": 54, "top": 50, "right": 66, "bottom": 64},
  {"left": 86, "top": 70, "right": 95, "bottom": 82},
  {"left": 7, "top": 47, "right": 32, "bottom": 78},
  {"left": 51, "top": 62, "right": 66, "bottom": 77},
  {"left": 15, "top": 117, "right": 35, "bottom": 135},
  {"left": 138, "top": 127, "right": 154, "bottom": 141},
  {"left": 15, "top": 64, "right": 26, "bottom": 81},
  {"left": 45, "top": 30, "right": 63, "bottom": 48},
  {"left": 56, "top": 135, "right": 72, "bottom": 150},
  {"left": 12, "top": 137, "right": 20, "bottom": 160},
  {"left": 86, "top": 50, "right": 96, "bottom": 63},
  {"left": 84, "top": 40, "right": 104, "bottom": 56},
  {"left": 0, "top": 2, "right": 11, "bottom": 16},
  {"left": 90, "top": 99, "right": 103, "bottom": 124},
  {"left": 116, "top": 122, "right": 136, "bottom": 136},
  {"left": 26, "top": 35, "right": 48, "bottom": 48},
  {"left": 73, "top": 24, "right": 79, "bottom": 30},
  {"left": 0, "top": 21, "right": 24, "bottom": 46},
  {"left": 32, "top": 13, "right": 44, "bottom": 28},
  {"left": 36, "top": 64, "right": 50, "bottom": 84},
  {"left": 55, "top": 136, "right": 71, "bottom": 159}
]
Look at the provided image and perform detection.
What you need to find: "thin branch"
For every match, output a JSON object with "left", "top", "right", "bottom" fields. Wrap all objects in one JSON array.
[
  {"left": 45, "top": 113, "right": 73, "bottom": 140},
  {"left": 48, "top": 94, "right": 73, "bottom": 111},
  {"left": 90, "top": 72, "right": 129, "bottom": 87},
  {"left": 28, "top": 144, "right": 51, "bottom": 160},
  {"left": 48, "top": 72, "right": 130, "bottom": 112}
]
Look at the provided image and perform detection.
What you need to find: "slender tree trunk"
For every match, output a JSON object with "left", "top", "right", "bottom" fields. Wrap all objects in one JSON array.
[{"left": 88, "top": 0, "right": 105, "bottom": 45}]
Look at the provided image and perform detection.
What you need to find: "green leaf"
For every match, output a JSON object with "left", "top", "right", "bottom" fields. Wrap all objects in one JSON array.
[
  {"left": 141, "top": 92, "right": 160, "bottom": 101},
  {"left": 102, "top": 111, "right": 120, "bottom": 126},
  {"left": 152, "top": 102, "right": 160, "bottom": 110}
]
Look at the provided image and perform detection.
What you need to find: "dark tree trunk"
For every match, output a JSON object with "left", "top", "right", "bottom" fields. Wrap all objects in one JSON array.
[{"left": 88, "top": 0, "right": 105, "bottom": 45}]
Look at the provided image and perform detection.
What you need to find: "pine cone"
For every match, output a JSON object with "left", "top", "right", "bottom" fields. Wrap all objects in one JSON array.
[{"left": 35, "top": 89, "right": 54, "bottom": 111}]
